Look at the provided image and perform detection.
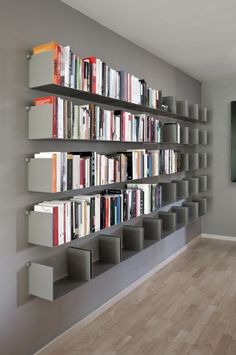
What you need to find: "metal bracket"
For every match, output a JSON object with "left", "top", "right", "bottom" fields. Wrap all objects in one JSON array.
[
  {"left": 26, "top": 54, "right": 31, "bottom": 60},
  {"left": 25, "top": 261, "right": 31, "bottom": 267}
]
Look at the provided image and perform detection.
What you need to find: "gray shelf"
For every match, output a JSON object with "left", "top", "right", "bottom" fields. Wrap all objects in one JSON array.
[
  {"left": 192, "top": 197, "right": 207, "bottom": 216},
  {"left": 162, "top": 96, "right": 177, "bottom": 114},
  {"left": 197, "top": 175, "right": 208, "bottom": 192},
  {"left": 200, "top": 107, "right": 208, "bottom": 123},
  {"left": 29, "top": 52, "right": 204, "bottom": 124},
  {"left": 158, "top": 211, "right": 177, "bottom": 237}
]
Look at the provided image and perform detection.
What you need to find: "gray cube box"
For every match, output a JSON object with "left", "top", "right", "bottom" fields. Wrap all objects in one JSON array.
[
  {"left": 162, "top": 124, "right": 178, "bottom": 143},
  {"left": 143, "top": 218, "right": 162, "bottom": 241},
  {"left": 199, "top": 153, "right": 208, "bottom": 168},
  {"left": 28, "top": 262, "right": 54, "bottom": 301},
  {"left": 192, "top": 197, "right": 207, "bottom": 216},
  {"left": 28, "top": 211, "right": 53, "bottom": 247},
  {"left": 160, "top": 182, "right": 177, "bottom": 203},
  {"left": 122, "top": 226, "right": 144, "bottom": 251},
  {"left": 199, "top": 130, "right": 208, "bottom": 145},
  {"left": 29, "top": 104, "right": 53, "bottom": 139},
  {"left": 177, "top": 100, "right": 189, "bottom": 117},
  {"left": 189, "top": 128, "right": 199, "bottom": 145},
  {"left": 28, "top": 158, "right": 54, "bottom": 192},
  {"left": 198, "top": 175, "right": 208, "bottom": 192},
  {"left": 173, "top": 179, "right": 189, "bottom": 199},
  {"left": 98, "top": 235, "right": 121, "bottom": 264},
  {"left": 200, "top": 107, "right": 208, "bottom": 122},
  {"left": 162, "top": 96, "right": 177, "bottom": 113},
  {"left": 171, "top": 206, "right": 189, "bottom": 225},
  {"left": 189, "top": 153, "right": 199, "bottom": 170},
  {"left": 189, "top": 104, "right": 199, "bottom": 120},
  {"left": 182, "top": 202, "right": 199, "bottom": 220},
  {"left": 180, "top": 126, "right": 189, "bottom": 145},
  {"left": 184, "top": 177, "right": 199, "bottom": 196},
  {"left": 181, "top": 153, "right": 189, "bottom": 171},
  {"left": 67, "top": 248, "right": 92, "bottom": 281},
  {"left": 29, "top": 51, "right": 55, "bottom": 88},
  {"left": 158, "top": 212, "right": 176, "bottom": 233}
]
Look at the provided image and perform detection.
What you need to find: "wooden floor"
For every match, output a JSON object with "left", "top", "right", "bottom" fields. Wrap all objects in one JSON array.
[{"left": 39, "top": 238, "right": 236, "bottom": 355}]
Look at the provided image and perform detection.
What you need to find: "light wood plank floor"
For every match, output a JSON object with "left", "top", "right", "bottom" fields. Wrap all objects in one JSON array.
[{"left": 39, "top": 239, "right": 236, "bottom": 355}]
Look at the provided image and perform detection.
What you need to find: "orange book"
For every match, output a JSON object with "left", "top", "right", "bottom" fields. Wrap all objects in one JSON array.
[
  {"left": 33, "top": 42, "right": 61, "bottom": 85},
  {"left": 33, "top": 96, "right": 57, "bottom": 138},
  {"left": 52, "top": 153, "right": 57, "bottom": 192}
]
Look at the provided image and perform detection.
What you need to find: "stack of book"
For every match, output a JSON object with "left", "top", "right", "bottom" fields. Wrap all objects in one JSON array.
[
  {"left": 32, "top": 183, "right": 162, "bottom": 246},
  {"left": 32, "top": 149, "right": 181, "bottom": 192},
  {"left": 32, "top": 42, "right": 162, "bottom": 108}
]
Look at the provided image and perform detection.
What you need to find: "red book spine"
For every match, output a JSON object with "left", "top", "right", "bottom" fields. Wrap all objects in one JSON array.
[
  {"left": 105, "top": 197, "right": 109, "bottom": 228},
  {"left": 80, "top": 159, "right": 85, "bottom": 187},
  {"left": 53, "top": 206, "right": 58, "bottom": 246}
]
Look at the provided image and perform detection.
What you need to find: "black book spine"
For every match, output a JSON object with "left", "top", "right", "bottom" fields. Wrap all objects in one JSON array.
[
  {"left": 90, "top": 197, "right": 95, "bottom": 233},
  {"left": 102, "top": 62, "right": 106, "bottom": 96},
  {"left": 91, "top": 153, "right": 95, "bottom": 186},
  {"left": 67, "top": 158, "right": 73, "bottom": 190},
  {"left": 123, "top": 191, "right": 127, "bottom": 221},
  {"left": 127, "top": 153, "right": 133, "bottom": 180},
  {"left": 140, "top": 190, "right": 144, "bottom": 215},
  {"left": 110, "top": 197, "right": 114, "bottom": 226}
]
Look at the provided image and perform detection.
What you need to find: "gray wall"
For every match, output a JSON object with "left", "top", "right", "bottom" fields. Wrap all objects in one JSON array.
[
  {"left": 0, "top": 0, "right": 201, "bottom": 354},
  {"left": 201, "top": 78, "right": 236, "bottom": 236}
]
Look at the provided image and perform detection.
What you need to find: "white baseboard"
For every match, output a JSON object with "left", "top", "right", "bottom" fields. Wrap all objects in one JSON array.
[
  {"left": 201, "top": 233, "right": 236, "bottom": 242},
  {"left": 35, "top": 235, "right": 201, "bottom": 355}
]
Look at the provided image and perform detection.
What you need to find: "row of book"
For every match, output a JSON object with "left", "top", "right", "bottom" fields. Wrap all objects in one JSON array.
[
  {"left": 32, "top": 150, "right": 181, "bottom": 192},
  {"left": 32, "top": 42, "right": 162, "bottom": 108},
  {"left": 32, "top": 96, "right": 180, "bottom": 142},
  {"left": 33, "top": 184, "right": 162, "bottom": 246}
]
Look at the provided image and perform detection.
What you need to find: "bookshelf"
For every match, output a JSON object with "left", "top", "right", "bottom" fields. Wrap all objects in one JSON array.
[
  {"left": 27, "top": 195, "right": 207, "bottom": 301},
  {"left": 26, "top": 42, "right": 210, "bottom": 301}
]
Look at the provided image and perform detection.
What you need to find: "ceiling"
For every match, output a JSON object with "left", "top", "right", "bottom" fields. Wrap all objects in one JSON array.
[{"left": 62, "top": 0, "right": 236, "bottom": 82}]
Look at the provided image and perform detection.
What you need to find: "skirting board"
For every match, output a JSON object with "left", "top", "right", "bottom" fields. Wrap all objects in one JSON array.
[
  {"left": 201, "top": 233, "right": 236, "bottom": 242},
  {"left": 35, "top": 235, "right": 201, "bottom": 355}
]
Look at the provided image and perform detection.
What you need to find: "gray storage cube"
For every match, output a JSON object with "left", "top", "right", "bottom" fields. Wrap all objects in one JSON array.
[
  {"left": 182, "top": 201, "right": 199, "bottom": 220},
  {"left": 192, "top": 197, "right": 207, "bottom": 216},
  {"left": 199, "top": 153, "right": 208, "bottom": 168},
  {"left": 189, "top": 128, "right": 199, "bottom": 145},
  {"left": 181, "top": 153, "right": 189, "bottom": 171},
  {"left": 160, "top": 182, "right": 177, "bottom": 204},
  {"left": 199, "top": 130, "right": 208, "bottom": 145},
  {"left": 171, "top": 206, "right": 189, "bottom": 225},
  {"left": 143, "top": 218, "right": 162, "bottom": 241},
  {"left": 28, "top": 211, "right": 53, "bottom": 247},
  {"left": 173, "top": 179, "right": 189, "bottom": 199},
  {"left": 189, "top": 104, "right": 199, "bottom": 120},
  {"left": 180, "top": 126, "right": 189, "bottom": 144},
  {"left": 122, "top": 225, "right": 144, "bottom": 251},
  {"left": 162, "top": 124, "right": 178, "bottom": 143},
  {"left": 162, "top": 96, "right": 177, "bottom": 113},
  {"left": 189, "top": 153, "right": 199, "bottom": 170},
  {"left": 67, "top": 248, "right": 92, "bottom": 281},
  {"left": 29, "top": 104, "right": 53, "bottom": 139},
  {"left": 158, "top": 212, "right": 176, "bottom": 233},
  {"left": 184, "top": 177, "right": 199, "bottom": 196},
  {"left": 29, "top": 51, "right": 55, "bottom": 88},
  {"left": 200, "top": 107, "right": 208, "bottom": 122},
  {"left": 98, "top": 235, "right": 121, "bottom": 264},
  {"left": 198, "top": 175, "right": 208, "bottom": 192},
  {"left": 177, "top": 100, "right": 189, "bottom": 117},
  {"left": 28, "top": 158, "right": 54, "bottom": 193}
]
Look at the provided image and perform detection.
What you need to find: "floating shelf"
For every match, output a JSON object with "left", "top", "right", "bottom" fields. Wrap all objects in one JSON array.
[{"left": 29, "top": 52, "right": 206, "bottom": 124}]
